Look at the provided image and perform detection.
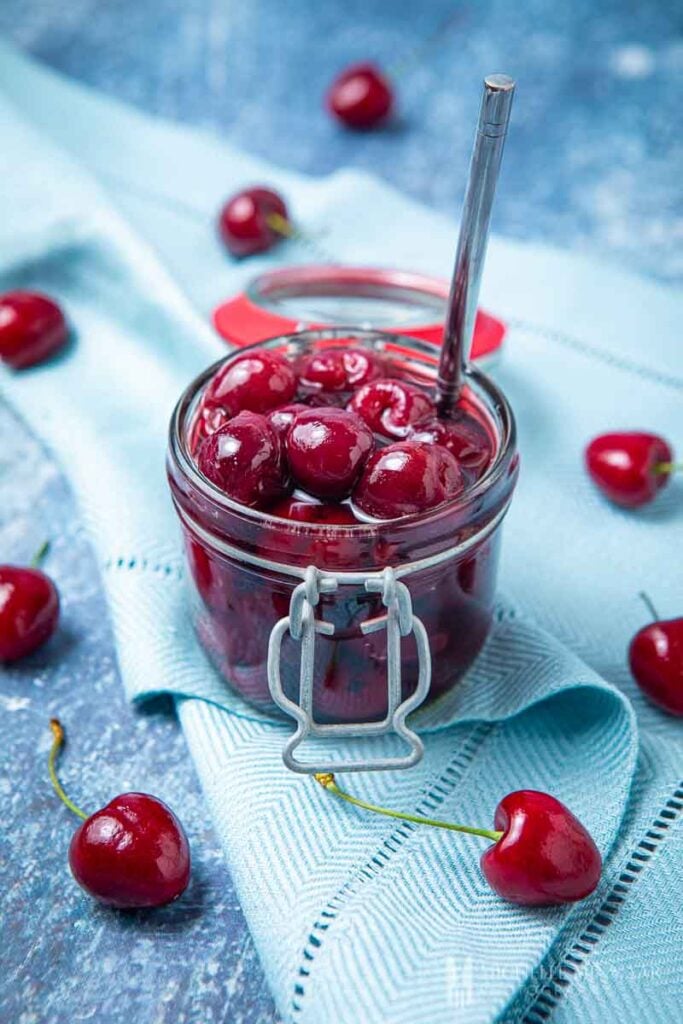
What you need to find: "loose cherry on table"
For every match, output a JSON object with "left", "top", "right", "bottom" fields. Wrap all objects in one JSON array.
[
  {"left": 348, "top": 378, "right": 435, "bottom": 439},
  {"left": 0, "top": 542, "right": 59, "bottom": 662},
  {"left": 585, "top": 431, "right": 678, "bottom": 508},
  {"left": 315, "top": 774, "right": 602, "bottom": 907},
  {"left": 286, "top": 407, "right": 374, "bottom": 500},
  {"left": 326, "top": 63, "right": 394, "bottom": 129},
  {"left": 628, "top": 593, "right": 683, "bottom": 716},
  {"left": 353, "top": 441, "right": 464, "bottom": 520},
  {"left": 49, "top": 720, "right": 190, "bottom": 909},
  {"left": 0, "top": 290, "right": 69, "bottom": 370},
  {"left": 197, "top": 411, "right": 291, "bottom": 508},
  {"left": 218, "top": 186, "right": 291, "bottom": 258}
]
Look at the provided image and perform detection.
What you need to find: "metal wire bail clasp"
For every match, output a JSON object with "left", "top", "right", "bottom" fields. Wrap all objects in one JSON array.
[{"left": 267, "top": 565, "right": 431, "bottom": 774}]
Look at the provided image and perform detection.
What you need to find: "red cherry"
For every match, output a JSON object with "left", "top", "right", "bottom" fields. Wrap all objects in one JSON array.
[
  {"left": 481, "top": 790, "right": 602, "bottom": 906},
  {"left": 326, "top": 63, "right": 393, "bottom": 129},
  {"left": 196, "top": 411, "right": 290, "bottom": 508},
  {"left": 0, "top": 291, "right": 69, "bottom": 370},
  {"left": 69, "top": 793, "right": 190, "bottom": 908},
  {"left": 298, "top": 347, "right": 382, "bottom": 393},
  {"left": 218, "top": 187, "right": 290, "bottom": 258},
  {"left": 353, "top": 441, "right": 464, "bottom": 520},
  {"left": 267, "top": 402, "right": 309, "bottom": 443},
  {"left": 347, "top": 378, "right": 435, "bottom": 439},
  {"left": 0, "top": 561, "right": 59, "bottom": 662},
  {"left": 286, "top": 407, "right": 374, "bottom": 500},
  {"left": 269, "top": 496, "right": 360, "bottom": 525},
  {"left": 629, "top": 597, "right": 683, "bottom": 716},
  {"left": 585, "top": 431, "right": 674, "bottom": 508},
  {"left": 203, "top": 350, "right": 297, "bottom": 421},
  {"left": 408, "top": 413, "right": 494, "bottom": 473}
]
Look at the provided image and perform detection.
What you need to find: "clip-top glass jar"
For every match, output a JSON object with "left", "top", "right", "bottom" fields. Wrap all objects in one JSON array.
[{"left": 167, "top": 329, "right": 518, "bottom": 773}]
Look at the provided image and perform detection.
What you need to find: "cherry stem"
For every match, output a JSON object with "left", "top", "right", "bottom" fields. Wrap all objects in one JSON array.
[
  {"left": 314, "top": 773, "right": 503, "bottom": 843},
  {"left": 48, "top": 719, "right": 88, "bottom": 821},
  {"left": 638, "top": 592, "right": 660, "bottom": 623},
  {"left": 653, "top": 462, "right": 682, "bottom": 475},
  {"left": 30, "top": 540, "right": 50, "bottom": 569}
]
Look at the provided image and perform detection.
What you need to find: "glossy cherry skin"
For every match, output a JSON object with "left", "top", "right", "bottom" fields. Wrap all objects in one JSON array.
[
  {"left": 585, "top": 432, "right": 673, "bottom": 508},
  {"left": 481, "top": 790, "right": 602, "bottom": 906},
  {"left": 409, "top": 414, "right": 494, "bottom": 474},
  {"left": 286, "top": 408, "right": 374, "bottom": 500},
  {"left": 0, "top": 291, "right": 69, "bottom": 369},
  {"left": 69, "top": 793, "right": 190, "bottom": 908},
  {"left": 298, "top": 347, "right": 382, "bottom": 393},
  {"left": 218, "top": 187, "right": 289, "bottom": 258},
  {"left": 353, "top": 441, "right": 464, "bottom": 520},
  {"left": 326, "top": 63, "right": 393, "bottom": 129},
  {"left": 269, "top": 496, "right": 360, "bottom": 525},
  {"left": 267, "top": 402, "right": 309, "bottom": 442},
  {"left": 197, "top": 411, "right": 290, "bottom": 508},
  {"left": 203, "top": 350, "right": 297, "bottom": 422},
  {"left": 348, "top": 378, "right": 435, "bottom": 439},
  {"left": 629, "top": 617, "right": 683, "bottom": 716},
  {"left": 0, "top": 565, "right": 59, "bottom": 662}
]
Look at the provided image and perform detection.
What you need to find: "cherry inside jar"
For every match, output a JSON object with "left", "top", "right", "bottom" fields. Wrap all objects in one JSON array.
[{"left": 167, "top": 329, "right": 518, "bottom": 725}]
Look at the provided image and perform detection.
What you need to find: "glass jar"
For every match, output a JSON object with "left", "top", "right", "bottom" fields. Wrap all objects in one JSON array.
[{"left": 167, "top": 329, "right": 518, "bottom": 766}]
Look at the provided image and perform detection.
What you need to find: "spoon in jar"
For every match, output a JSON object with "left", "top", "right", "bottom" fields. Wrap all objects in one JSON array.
[{"left": 436, "top": 74, "right": 515, "bottom": 417}]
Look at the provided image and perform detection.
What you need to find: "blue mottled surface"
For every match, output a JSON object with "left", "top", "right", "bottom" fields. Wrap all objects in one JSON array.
[{"left": 0, "top": 2, "right": 680, "bottom": 1022}]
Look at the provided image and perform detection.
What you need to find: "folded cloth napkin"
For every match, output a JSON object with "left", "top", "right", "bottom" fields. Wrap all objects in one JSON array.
[{"left": 1, "top": 43, "right": 682, "bottom": 1024}]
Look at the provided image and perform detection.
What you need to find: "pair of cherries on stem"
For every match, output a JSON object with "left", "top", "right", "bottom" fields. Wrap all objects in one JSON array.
[{"left": 315, "top": 774, "right": 602, "bottom": 907}]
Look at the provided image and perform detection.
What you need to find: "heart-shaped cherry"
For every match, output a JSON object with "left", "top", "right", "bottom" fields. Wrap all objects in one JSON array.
[
  {"left": 0, "top": 290, "right": 69, "bottom": 369},
  {"left": 628, "top": 593, "right": 683, "bottom": 716},
  {"left": 49, "top": 719, "right": 191, "bottom": 908},
  {"left": 0, "top": 543, "right": 59, "bottom": 662},
  {"left": 585, "top": 431, "right": 677, "bottom": 508},
  {"left": 480, "top": 790, "right": 602, "bottom": 906},
  {"left": 326, "top": 63, "right": 393, "bottom": 129},
  {"left": 218, "top": 187, "right": 291, "bottom": 257},
  {"left": 315, "top": 775, "right": 601, "bottom": 907}
]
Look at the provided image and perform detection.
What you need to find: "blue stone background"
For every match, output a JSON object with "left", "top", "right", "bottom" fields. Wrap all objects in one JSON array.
[{"left": 0, "top": 2, "right": 680, "bottom": 1023}]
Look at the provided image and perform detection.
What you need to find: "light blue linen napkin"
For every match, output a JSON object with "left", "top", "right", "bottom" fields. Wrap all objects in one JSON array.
[{"left": 1, "top": 44, "right": 681, "bottom": 1023}]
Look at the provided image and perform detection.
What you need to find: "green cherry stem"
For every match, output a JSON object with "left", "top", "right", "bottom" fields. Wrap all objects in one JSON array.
[
  {"left": 314, "top": 773, "right": 503, "bottom": 843},
  {"left": 639, "top": 592, "right": 660, "bottom": 623},
  {"left": 49, "top": 719, "right": 88, "bottom": 821},
  {"left": 30, "top": 540, "right": 50, "bottom": 569},
  {"left": 653, "top": 461, "right": 682, "bottom": 475}
]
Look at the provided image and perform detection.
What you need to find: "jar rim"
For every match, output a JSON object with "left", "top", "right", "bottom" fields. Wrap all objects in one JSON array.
[{"left": 168, "top": 327, "right": 517, "bottom": 537}]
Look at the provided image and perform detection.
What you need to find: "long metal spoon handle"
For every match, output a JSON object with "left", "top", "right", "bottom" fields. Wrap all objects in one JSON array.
[{"left": 437, "top": 73, "right": 515, "bottom": 415}]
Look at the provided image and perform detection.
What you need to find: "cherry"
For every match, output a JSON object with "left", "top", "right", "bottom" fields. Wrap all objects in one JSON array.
[
  {"left": 347, "top": 378, "right": 435, "bottom": 439},
  {"left": 628, "top": 593, "right": 683, "bottom": 716},
  {"left": 269, "top": 496, "right": 360, "bottom": 526},
  {"left": 353, "top": 441, "right": 463, "bottom": 520},
  {"left": 408, "top": 413, "right": 494, "bottom": 474},
  {"left": 286, "top": 407, "right": 374, "bottom": 500},
  {"left": 267, "top": 402, "right": 309, "bottom": 443},
  {"left": 197, "top": 411, "right": 290, "bottom": 508},
  {"left": 326, "top": 63, "right": 393, "bottom": 129},
  {"left": 203, "top": 349, "right": 297, "bottom": 421},
  {"left": 49, "top": 721, "right": 190, "bottom": 908},
  {"left": 297, "top": 347, "right": 382, "bottom": 393},
  {"left": 315, "top": 775, "right": 601, "bottom": 907},
  {"left": 218, "top": 187, "right": 290, "bottom": 258},
  {"left": 585, "top": 431, "right": 676, "bottom": 508},
  {"left": 0, "top": 290, "right": 69, "bottom": 369},
  {"left": 0, "top": 543, "right": 59, "bottom": 662},
  {"left": 480, "top": 791, "right": 602, "bottom": 906}
]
